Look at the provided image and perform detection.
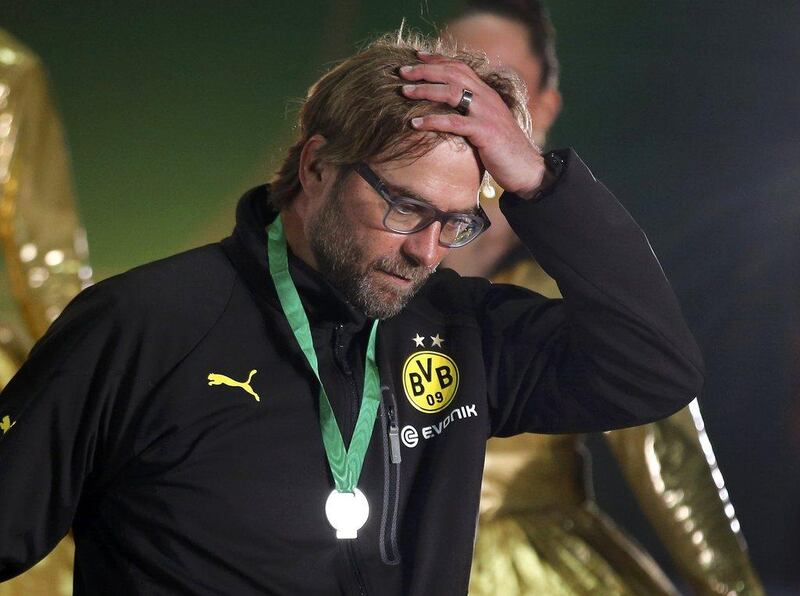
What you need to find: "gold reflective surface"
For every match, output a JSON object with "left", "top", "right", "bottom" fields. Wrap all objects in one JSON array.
[
  {"left": 0, "top": 29, "right": 86, "bottom": 596},
  {"left": 470, "top": 254, "right": 764, "bottom": 595}
]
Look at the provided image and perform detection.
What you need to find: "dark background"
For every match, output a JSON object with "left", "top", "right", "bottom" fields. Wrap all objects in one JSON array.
[{"left": 4, "top": 0, "right": 799, "bottom": 590}]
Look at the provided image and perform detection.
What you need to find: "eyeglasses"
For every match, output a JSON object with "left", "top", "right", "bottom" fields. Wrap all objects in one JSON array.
[{"left": 353, "top": 163, "right": 491, "bottom": 248}]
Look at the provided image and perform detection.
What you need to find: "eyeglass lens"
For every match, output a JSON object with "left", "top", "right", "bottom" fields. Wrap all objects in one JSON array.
[{"left": 384, "top": 203, "right": 481, "bottom": 247}]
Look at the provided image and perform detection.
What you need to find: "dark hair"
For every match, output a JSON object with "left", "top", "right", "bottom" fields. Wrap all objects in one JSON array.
[{"left": 460, "top": 0, "right": 559, "bottom": 91}]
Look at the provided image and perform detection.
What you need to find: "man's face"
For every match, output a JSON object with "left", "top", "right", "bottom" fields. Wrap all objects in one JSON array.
[{"left": 307, "top": 139, "right": 482, "bottom": 319}]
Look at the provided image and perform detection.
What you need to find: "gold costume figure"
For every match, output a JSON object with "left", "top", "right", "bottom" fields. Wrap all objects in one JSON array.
[
  {"left": 446, "top": 9, "right": 763, "bottom": 590},
  {"left": 468, "top": 241, "right": 764, "bottom": 595},
  {"left": 0, "top": 29, "right": 91, "bottom": 596}
]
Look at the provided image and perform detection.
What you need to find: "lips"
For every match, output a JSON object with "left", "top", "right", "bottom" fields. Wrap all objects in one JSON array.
[
  {"left": 381, "top": 269, "right": 411, "bottom": 281},
  {"left": 372, "top": 256, "right": 430, "bottom": 289},
  {"left": 379, "top": 269, "right": 413, "bottom": 284}
]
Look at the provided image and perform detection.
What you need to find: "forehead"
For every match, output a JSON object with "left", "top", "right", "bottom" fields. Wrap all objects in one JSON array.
[{"left": 371, "top": 139, "right": 482, "bottom": 212}]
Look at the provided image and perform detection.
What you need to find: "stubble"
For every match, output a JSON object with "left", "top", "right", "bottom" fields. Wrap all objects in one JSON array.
[{"left": 308, "top": 174, "right": 433, "bottom": 319}]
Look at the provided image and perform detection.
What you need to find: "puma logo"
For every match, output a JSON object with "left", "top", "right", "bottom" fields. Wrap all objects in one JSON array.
[
  {"left": 1, "top": 415, "right": 15, "bottom": 435},
  {"left": 207, "top": 369, "right": 260, "bottom": 402}
]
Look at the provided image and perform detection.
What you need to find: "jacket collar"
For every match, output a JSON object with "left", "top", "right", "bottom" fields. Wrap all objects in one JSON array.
[{"left": 222, "top": 185, "right": 368, "bottom": 330}]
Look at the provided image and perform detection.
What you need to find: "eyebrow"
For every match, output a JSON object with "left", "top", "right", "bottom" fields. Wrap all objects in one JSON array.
[{"left": 386, "top": 182, "right": 482, "bottom": 217}]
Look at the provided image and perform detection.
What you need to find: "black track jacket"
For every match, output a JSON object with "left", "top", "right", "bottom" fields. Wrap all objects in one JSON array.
[{"left": 0, "top": 150, "right": 704, "bottom": 594}]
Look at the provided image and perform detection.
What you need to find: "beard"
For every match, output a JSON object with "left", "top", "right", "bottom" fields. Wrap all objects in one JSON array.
[{"left": 308, "top": 177, "right": 434, "bottom": 320}]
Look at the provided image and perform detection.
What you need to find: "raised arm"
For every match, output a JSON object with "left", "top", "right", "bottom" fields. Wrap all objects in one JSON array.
[{"left": 400, "top": 52, "right": 702, "bottom": 433}]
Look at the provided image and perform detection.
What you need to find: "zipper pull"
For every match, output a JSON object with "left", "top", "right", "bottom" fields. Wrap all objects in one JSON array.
[{"left": 387, "top": 405, "right": 402, "bottom": 464}]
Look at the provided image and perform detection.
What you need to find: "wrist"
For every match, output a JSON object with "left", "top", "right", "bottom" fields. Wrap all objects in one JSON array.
[{"left": 514, "top": 154, "right": 556, "bottom": 201}]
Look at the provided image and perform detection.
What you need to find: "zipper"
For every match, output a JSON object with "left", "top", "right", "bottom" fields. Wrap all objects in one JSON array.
[
  {"left": 379, "top": 386, "right": 402, "bottom": 565},
  {"left": 333, "top": 323, "right": 360, "bottom": 442},
  {"left": 333, "top": 323, "right": 369, "bottom": 594},
  {"left": 387, "top": 404, "right": 401, "bottom": 464},
  {"left": 346, "top": 541, "right": 368, "bottom": 596}
]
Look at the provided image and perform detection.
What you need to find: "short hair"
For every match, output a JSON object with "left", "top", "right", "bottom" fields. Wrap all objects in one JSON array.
[
  {"left": 269, "top": 29, "right": 531, "bottom": 210},
  {"left": 459, "top": 0, "right": 559, "bottom": 91}
]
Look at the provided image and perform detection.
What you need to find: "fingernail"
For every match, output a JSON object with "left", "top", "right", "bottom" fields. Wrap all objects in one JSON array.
[
  {"left": 402, "top": 84, "right": 416, "bottom": 93},
  {"left": 411, "top": 117, "right": 423, "bottom": 127},
  {"left": 400, "top": 65, "right": 413, "bottom": 73}
]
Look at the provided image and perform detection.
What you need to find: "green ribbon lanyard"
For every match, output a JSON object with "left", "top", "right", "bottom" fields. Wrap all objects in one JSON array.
[{"left": 267, "top": 215, "right": 381, "bottom": 494}]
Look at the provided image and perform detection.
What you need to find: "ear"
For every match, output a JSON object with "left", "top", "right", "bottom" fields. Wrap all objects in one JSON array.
[
  {"left": 298, "top": 134, "right": 336, "bottom": 204},
  {"left": 530, "top": 87, "right": 562, "bottom": 137}
]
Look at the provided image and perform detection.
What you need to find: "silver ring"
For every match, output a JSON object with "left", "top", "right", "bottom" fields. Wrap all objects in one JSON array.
[{"left": 456, "top": 89, "right": 473, "bottom": 116}]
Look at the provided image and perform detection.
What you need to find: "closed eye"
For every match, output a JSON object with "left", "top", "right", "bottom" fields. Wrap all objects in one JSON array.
[{"left": 393, "top": 200, "right": 427, "bottom": 216}]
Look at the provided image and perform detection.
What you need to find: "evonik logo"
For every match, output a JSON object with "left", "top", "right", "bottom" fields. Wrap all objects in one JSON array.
[{"left": 400, "top": 403, "right": 478, "bottom": 448}]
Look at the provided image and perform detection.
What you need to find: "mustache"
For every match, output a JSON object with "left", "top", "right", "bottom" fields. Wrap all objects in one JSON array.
[{"left": 373, "top": 256, "right": 436, "bottom": 283}]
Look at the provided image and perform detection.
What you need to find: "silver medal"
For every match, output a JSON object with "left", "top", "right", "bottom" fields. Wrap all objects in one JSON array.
[{"left": 325, "top": 488, "right": 370, "bottom": 539}]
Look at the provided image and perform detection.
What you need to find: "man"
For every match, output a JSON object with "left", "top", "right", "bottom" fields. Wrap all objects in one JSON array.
[
  {"left": 443, "top": 2, "right": 764, "bottom": 594},
  {"left": 0, "top": 31, "right": 703, "bottom": 595}
]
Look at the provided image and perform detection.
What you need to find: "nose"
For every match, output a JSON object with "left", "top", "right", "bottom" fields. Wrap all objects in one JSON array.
[{"left": 401, "top": 222, "right": 446, "bottom": 269}]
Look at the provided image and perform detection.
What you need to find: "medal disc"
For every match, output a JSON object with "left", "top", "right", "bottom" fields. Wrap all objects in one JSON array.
[{"left": 325, "top": 488, "right": 369, "bottom": 539}]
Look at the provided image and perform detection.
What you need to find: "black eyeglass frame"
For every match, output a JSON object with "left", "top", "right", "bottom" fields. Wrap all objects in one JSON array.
[{"left": 353, "top": 162, "right": 491, "bottom": 248}]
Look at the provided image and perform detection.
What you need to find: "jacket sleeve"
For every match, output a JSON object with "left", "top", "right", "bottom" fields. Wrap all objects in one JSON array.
[
  {"left": 0, "top": 246, "right": 237, "bottom": 581},
  {"left": 0, "top": 283, "right": 129, "bottom": 580},
  {"left": 483, "top": 149, "right": 705, "bottom": 436}
]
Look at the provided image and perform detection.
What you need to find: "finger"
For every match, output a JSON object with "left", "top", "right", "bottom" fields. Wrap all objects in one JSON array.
[
  {"left": 416, "top": 52, "right": 474, "bottom": 69},
  {"left": 399, "top": 63, "right": 447, "bottom": 85},
  {"left": 399, "top": 63, "right": 479, "bottom": 88},
  {"left": 415, "top": 52, "right": 450, "bottom": 63},
  {"left": 410, "top": 114, "right": 473, "bottom": 136},
  {"left": 402, "top": 83, "right": 466, "bottom": 109}
]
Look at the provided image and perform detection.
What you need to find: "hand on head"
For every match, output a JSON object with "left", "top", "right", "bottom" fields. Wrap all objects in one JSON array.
[{"left": 400, "top": 52, "right": 547, "bottom": 199}]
